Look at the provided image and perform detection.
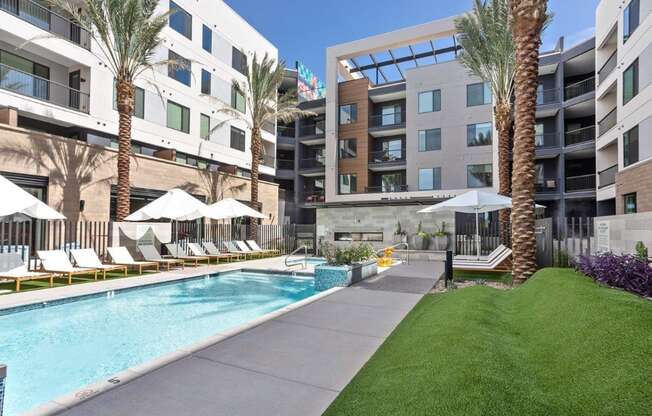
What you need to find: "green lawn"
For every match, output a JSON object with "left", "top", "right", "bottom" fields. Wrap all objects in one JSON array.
[
  {"left": 324, "top": 268, "right": 652, "bottom": 416},
  {"left": 453, "top": 269, "right": 512, "bottom": 284}
]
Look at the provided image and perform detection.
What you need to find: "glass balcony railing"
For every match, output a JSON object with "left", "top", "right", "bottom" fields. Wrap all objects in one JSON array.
[
  {"left": 597, "top": 51, "right": 617, "bottom": 85},
  {"left": 566, "top": 174, "right": 596, "bottom": 192},
  {"left": 364, "top": 184, "right": 408, "bottom": 193},
  {"left": 536, "top": 88, "right": 560, "bottom": 105},
  {"left": 369, "top": 110, "right": 405, "bottom": 128},
  {"left": 0, "top": 0, "right": 91, "bottom": 49},
  {"left": 0, "top": 62, "right": 90, "bottom": 113},
  {"left": 299, "top": 156, "right": 325, "bottom": 169},
  {"left": 276, "top": 125, "right": 295, "bottom": 137},
  {"left": 304, "top": 191, "right": 325, "bottom": 203},
  {"left": 598, "top": 165, "right": 617, "bottom": 188},
  {"left": 565, "top": 76, "right": 595, "bottom": 100},
  {"left": 598, "top": 108, "right": 617, "bottom": 137},
  {"left": 565, "top": 126, "right": 595, "bottom": 146},
  {"left": 535, "top": 132, "right": 560, "bottom": 148},
  {"left": 299, "top": 120, "right": 325, "bottom": 137},
  {"left": 260, "top": 154, "right": 275, "bottom": 168},
  {"left": 276, "top": 159, "right": 294, "bottom": 170},
  {"left": 369, "top": 148, "right": 406, "bottom": 163}
]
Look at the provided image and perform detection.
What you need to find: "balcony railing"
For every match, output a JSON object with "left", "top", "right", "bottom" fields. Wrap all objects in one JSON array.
[
  {"left": 277, "top": 125, "right": 295, "bottom": 137},
  {"left": 369, "top": 148, "right": 406, "bottom": 163},
  {"left": 535, "top": 179, "right": 558, "bottom": 193},
  {"left": 598, "top": 165, "right": 618, "bottom": 188},
  {"left": 299, "top": 120, "right": 325, "bottom": 137},
  {"left": 262, "top": 121, "right": 275, "bottom": 135},
  {"left": 0, "top": 0, "right": 91, "bottom": 49},
  {"left": 536, "top": 88, "right": 560, "bottom": 105},
  {"left": 598, "top": 108, "right": 617, "bottom": 136},
  {"left": 0, "top": 62, "right": 90, "bottom": 113},
  {"left": 304, "top": 191, "right": 325, "bottom": 203},
  {"left": 260, "top": 154, "right": 275, "bottom": 168},
  {"left": 364, "top": 184, "right": 408, "bottom": 193},
  {"left": 369, "top": 110, "right": 405, "bottom": 128},
  {"left": 566, "top": 174, "right": 596, "bottom": 192},
  {"left": 535, "top": 132, "right": 560, "bottom": 148},
  {"left": 299, "top": 156, "right": 325, "bottom": 170},
  {"left": 598, "top": 51, "right": 617, "bottom": 85},
  {"left": 565, "top": 76, "right": 595, "bottom": 100},
  {"left": 565, "top": 126, "right": 595, "bottom": 146},
  {"left": 276, "top": 159, "right": 294, "bottom": 170}
]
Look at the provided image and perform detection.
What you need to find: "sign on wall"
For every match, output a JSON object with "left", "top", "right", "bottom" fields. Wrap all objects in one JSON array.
[
  {"left": 296, "top": 61, "right": 325, "bottom": 102},
  {"left": 596, "top": 220, "right": 610, "bottom": 253}
]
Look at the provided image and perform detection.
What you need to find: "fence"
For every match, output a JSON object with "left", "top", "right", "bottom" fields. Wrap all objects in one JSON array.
[{"left": 455, "top": 218, "right": 509, "bottom": 256}]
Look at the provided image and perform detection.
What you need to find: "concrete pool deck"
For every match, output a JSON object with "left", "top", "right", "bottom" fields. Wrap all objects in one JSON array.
[{"left": 45, "top": 260, "right": 443, "bottom": 416}]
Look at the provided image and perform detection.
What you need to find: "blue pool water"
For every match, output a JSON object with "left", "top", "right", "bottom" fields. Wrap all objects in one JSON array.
[
  {"left": 0, "top": 272, "right": 315, "bottom": 415},
  {"left": 287, "top": 257, "right": 327, "bottom": 266}
]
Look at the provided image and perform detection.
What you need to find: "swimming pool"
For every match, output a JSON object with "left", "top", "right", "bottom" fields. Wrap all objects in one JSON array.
[
  {"left": 0, "top": 271, "right": 316, "bottom": 415},
  {"left": 287, "top": 257, "right": 327, "bottom": 266}
]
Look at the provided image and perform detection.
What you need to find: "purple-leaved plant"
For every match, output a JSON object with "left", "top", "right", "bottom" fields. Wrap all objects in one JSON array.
[{"left": 573, "top": 252, "right": 652, "bottom": 298}]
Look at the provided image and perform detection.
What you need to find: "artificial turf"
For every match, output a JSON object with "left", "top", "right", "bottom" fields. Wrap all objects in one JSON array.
[{"left": 324, "top": 268, "right": 652, "bottom": 416}]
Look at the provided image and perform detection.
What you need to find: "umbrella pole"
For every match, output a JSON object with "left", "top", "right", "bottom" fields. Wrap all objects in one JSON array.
[{"left": 475, "top": 208, "right": 481, "bottom": 259}]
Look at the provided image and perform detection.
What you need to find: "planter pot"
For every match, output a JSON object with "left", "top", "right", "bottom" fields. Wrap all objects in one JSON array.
[
  {"left": 392, "top": 234, "right": 405, "bottom": 245},
  {"left": 430, "top": 235, "right": 449, "bottom": 251},
  {"left": 411, "top": 235, "right": 429, "bottom": 250},
  {"left": 314, "top": 260, "right": 378, "bottom": 291}
]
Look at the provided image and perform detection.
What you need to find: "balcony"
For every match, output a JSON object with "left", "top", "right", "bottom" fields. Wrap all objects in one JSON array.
[
  {"left": 276, "top": 159, "right": 294, "bottom": 170},
  {"left": 535, "top": 132, "right": 560, "bottom": 149},
  {"left": 536, "top": 179, "right": 558, "bottom": 193},
  {"left": 0, "top": 0, "right": 91, "bottom": 50},
  {"left": 277, "top": 125, "right": 295, "bottom": 138},
  {"left": 565, "top": 126, "right": 595, "bottom": 146},
  {"left": 299, "top": 120, "right": 325, "bottom": 137},
  {"left": 369, "top": 110, "right": 405, "bottom": 128},
  {"left": 304, "top": 191, "right": 325, "bottom": 204},
  {"left": 597, "top": 51, "right": 617, "bottom": 85},
  {"left": 369, "top": 148, "right": 405, "bottom": 163},
  {"left": 536, "top": 88, "right": 560, "bottom": 105},
  {"left": 598, "top": 108, "right": 617, "bottom": 136},
  {"left": 598, "top": 165, "right": 617, "bottom": 188},
  {"left": 364, "top": 184, "right": 408, "bottom": 193},
  {"left": 260, "top": 154, "right": 275, "bottom": 168},
  {"left": 299, "top": 156, "right": 325, "bottom": 170},
  {"left": 564, "top": 76, "right": 595, "bottom": 101},
  {"left": 0, "top": 62, "right": 89, "bottom": 113},
  {"left": 566, "top": 174, "right": 596, "bottom": 192}
]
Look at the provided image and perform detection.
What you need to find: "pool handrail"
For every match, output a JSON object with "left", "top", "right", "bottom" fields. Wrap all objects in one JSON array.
[
  {"left": 284, "top": 245, "right": 308, "bottom": 269},
  {"left": 375, "top": 242, "right": 410, "bottom": 265}
]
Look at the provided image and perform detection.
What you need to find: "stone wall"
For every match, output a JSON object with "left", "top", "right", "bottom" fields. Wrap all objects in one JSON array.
[{"left": 593, "top": 212, "right": 652, "bottom": 255}]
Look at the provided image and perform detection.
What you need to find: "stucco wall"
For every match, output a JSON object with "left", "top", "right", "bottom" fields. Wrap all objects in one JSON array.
[{"left": 593, "top": 211, "right": 652, "bottom": 255}]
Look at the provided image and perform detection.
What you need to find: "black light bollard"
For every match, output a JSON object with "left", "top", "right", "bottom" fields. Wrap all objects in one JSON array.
[
  {"left": 445, "top": 250, "right": 453, "bottom": 288},
  {"left": 0, "top": 364, "right": 6, "bottom": 416}
]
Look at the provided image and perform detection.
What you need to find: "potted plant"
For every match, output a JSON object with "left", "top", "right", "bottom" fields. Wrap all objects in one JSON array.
[
  {"left": 430, "top": 221, "right": 449, "bottom": 251},
  {"left": 393, "top": 220, "right": 407, "bottom": 244},
  {"left": 411, "top": 221, "right": 429, "bottom": 250}
]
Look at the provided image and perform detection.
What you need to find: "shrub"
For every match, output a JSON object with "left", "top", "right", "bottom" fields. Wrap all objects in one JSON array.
[
  {"left": 572, "top": 252, "right": 652, "bottom": 298},
  {"left": 635, "top": 241, "right": 648, "bottom": 262},
  {"left": 321, "top": 242, "right": 376, "bottom": 266}
]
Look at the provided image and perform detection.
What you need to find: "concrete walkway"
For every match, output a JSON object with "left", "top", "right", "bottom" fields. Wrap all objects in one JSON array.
[{"left": 59, "top": 261, "right": 443, "bottom": 416}]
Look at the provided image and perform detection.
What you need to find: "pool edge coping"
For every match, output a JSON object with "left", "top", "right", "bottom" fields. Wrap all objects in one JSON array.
[{"left": 20, "top": 284, "right": 344, "bottom": 416}]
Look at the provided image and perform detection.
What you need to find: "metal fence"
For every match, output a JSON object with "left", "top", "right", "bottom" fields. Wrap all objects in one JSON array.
[{"left": 455, "top": 217, "right": 509, "bottom": 256}]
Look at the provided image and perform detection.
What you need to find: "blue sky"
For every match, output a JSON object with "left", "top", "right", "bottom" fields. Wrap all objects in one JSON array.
[{"left": 225, "top": 0, "right": 600, "bottom": 81}]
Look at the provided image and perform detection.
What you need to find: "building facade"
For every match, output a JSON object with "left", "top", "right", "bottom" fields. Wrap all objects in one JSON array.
[{"left": 0, "top": 0, "right": 279, "bottom": 221}]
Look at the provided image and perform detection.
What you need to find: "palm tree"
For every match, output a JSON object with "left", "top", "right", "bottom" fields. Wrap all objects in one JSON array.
[
  {"left": 456, "top": 0, "right": 515, "bottom": 247},
  {"left": 52, "top": 0, "right": 170, "bottom": 221},
  {"left": 510, "top": 0, "right": 549, "bottom": 283},
  {"left": 217, "top": 53, "right": 314, "bottom": 239}
]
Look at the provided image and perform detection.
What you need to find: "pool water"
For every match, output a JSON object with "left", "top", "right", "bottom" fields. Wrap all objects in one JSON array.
[
  {"left": 0, "top": 272, "right": 315, "bottom": 415},
  {"left": 287, "top": 257, "right": 327, "bottom": 266}
]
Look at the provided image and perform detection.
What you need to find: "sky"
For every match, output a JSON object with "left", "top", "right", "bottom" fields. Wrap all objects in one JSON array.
[{"left": 224, "top": 0, "right": 600, "bottom": 81}]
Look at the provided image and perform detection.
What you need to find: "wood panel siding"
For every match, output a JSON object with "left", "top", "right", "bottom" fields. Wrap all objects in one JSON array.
[{"left": 338, "top": 79, "right": 370, "bottom": 193}]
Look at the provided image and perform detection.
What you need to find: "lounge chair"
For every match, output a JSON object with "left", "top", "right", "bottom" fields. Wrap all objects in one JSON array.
[
  {"left": 37, "top": 250, "right": 98, "bottom": 284},
  {"left": 236, "top": 241, "right": 265, "bottom": 258},
  {"left": 0, "top": 252, "right": 57, "bottom": 292},
  {"left": 70, "top": 249, "right": 128, "bottom": 279},
  {"left": 224, "top": 241, "right": 255, "bottom": 259},
  {"left": 246, "top": 240, "right": 279, "bottom": 256},
  {"left": 203, "top": 241, "right": 241, "bottom": 261},
  {"left": 107, "top": 247, "right": 160, "bottom": 274},
  {"left": 188, "top": 243, "right": 235, "bottom": 263},
  {"left": 453, "top": 245, "right": 512, "bottom": 272},
  {"left": 165, "top": 244, "right": 210, "bottom": 266},
  {"left": 138, "top": 245, "right": 185, "bottom": 271}
]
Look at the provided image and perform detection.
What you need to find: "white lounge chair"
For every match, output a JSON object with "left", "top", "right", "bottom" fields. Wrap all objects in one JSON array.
[
  {"left": 70, "top": 249, "right": 128, "bottom": 279},
  {"left": 37, "top": 250, "right": 98, "bottom": 284},
  {"left": 203, "top": 242, "right": 241, "bottom": 261},
  {"left": 222, "top": 241, "right": 250, "bottom": 258},
  {"left": 453, "top": 245, "right": 512, "bottom": 271},
  {"left": 246, "top": 240, "right": 279, "bottom": 256},
  {"left": 188, "top": 243, "right": 234, "bottom": 263},
  {"left": 107, "top": 247, "right": 159, "bottom": 274},
  {"left": 0, "top": 252, "right": 57, "bottom": 291},
  {"left": 235, "top": 241, "right": 263, "bottom": 258},
  {"left": 138, "top": 245, "right": 185, "bottom": 271},
  {"left": 165, "top": 244, "right": 210, "bottom": 266}
]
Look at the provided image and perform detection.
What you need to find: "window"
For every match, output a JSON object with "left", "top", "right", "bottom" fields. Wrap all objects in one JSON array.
[
  {"left": 380, "top": 173, "right": 404, "bottom": 192},
  {"left": 338, "top": 139, "right": 357, "bottom": 159},
  {"left": 168, "top": 50, "right": 191, "bottom": 87},
  {"left": 169, "top": 1, "right": 192, "bottom": 40},
  {"left": 230, "top": 126, "right": 246, "bottom": 151},
  {"left": 467, "top": 122, "right": 493, "bottom": 146},
  {"left": 166, "top": 100, "right": 190, "bottom": 133},
  {"left": 418, "top": 90, "right": 441, "bottom": 113},
  {"left": 624, "top": 193, "right": 637, "bottom": 214},
  {"left": 334, "top": 232, "right": 383, "bottom": 242},
  {"left": 623, "top": 0, "right": 640, "bottom": 42},
  {"left": 418, "top": 168, "right": 442, "bottom": 191},
  {"left": 534, "top": 123, "right": 544, "bottom": 147},
  {"left": 200, "top": 114, "right": 210, "bottom": 140},
  {"left": 339, "top": 103, "right": 357, "bottom": 125},
  {"left": 418, "top": 129, "right": 441, "bottom": 152},
  {"left": 201, "top": 69, "right": 211, "bottom": 95},
  {"left": 112, "top": 81, "right": 145, "bottom": 119},
  {"left": 381, "top": 104, "right": 401, "bottom": 126},
  {"left": 467, "top": 82, "right": 491, "bottom": 106},
  {"left": 535, "top": 163, "right": 544, "bottom": 185},
  {"left": 339, "top": 174, "right": 357, "bottom": 194},
  {"left": 231, "top": 85, "right": 246, "bottom": 113},
  {"left": 202, "top": 25, "right": 212, "bottom": 53},
  {"left": 232, "top": 47, "right": 248, "bottom": 75},
  {"left": 467, "top": 164, "right": 493, "bottom": 188},
  {"left": 623, "top": 125, "right": 639, "bottom": 167},
  {"left": 623, "top": 59, "right": 638, "bottom": 105},
  {"left": 0, "top": 50, "right": 50, "bottom": 99},
  {"left": 377, "top": 138, "right": 403, "bottom": 161}
]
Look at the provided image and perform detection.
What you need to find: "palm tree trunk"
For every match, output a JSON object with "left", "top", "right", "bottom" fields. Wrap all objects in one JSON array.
[
  {"left": 115, "top": 79, "right": 134, "bottom": 222},
  {"left": 510, "top": 0, "right": 547, "bottom": 283},
  {"left": 495, "top": 100, "right": 512, "bottom": 247},
  {"left": 249, "top": 126, "right": 261, "bottom": 240}
]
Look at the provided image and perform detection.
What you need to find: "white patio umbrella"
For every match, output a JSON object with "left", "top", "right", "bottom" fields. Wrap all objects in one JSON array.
[
  {"left": 200, "top": 198, "right": 266, "bottom": 220},
  {"left": 0, "top": 174, "right": 66, "bottom": 220}
]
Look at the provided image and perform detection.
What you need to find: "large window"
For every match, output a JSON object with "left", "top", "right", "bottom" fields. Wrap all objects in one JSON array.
[
  {"left": 380, "top": 172, "right": 404, "bottom": 192},
  {"left": 0, "top": 50, "right": 50, "bottom": 100},
  {"left": 623, "top": 125, "right": 639, "bottom": 167},
  {"left": 467, "top": 82, "right": 491, "bottom": 106},
  {"left": 166, "top": 100, "right": 190, "bottom": 133},
  {"left": 231, "top": 85, "right": 246, "bottom": 113},
  {"left": 338, "top": 138, "right": 357, "bottom": 159},
  {"left": 169, "top": 1, "right": 192, "bottom": 40},
  {"left": 418, "top": 128, "right": 441, "bottom": 152},
  {"left": 623, "top": 0, "right": 640, "bottom": 42},
  {"left": 112, "top": 81, "right": 145, "bottom": 119},
  {"left": 339, "top": 174, "right": 357, "bottom": 194},
  {"left": 339, "top": 103, "right": 357, "bottom": 125},
  {"left": 230, "top": 126, "right": 246, "bottom": 151},
  {"left": 467, "top": 122, "right": 493, "bottom": 146},
  {"left": 200, "top": 114, "right": 210, "bottom": 140},
  {"left": 381, "top": 104, "right": 402, "bottom": 126},
  {"left": 467, "top": 164, "right": 493, "bottom": 188},
  {"left": 418, "top": 167, "right": 442, "bottom": 191},
  {"left": 418, "top": 90, "right": 441, "bottom": 113},
  {"left": 168, "top": 50, "right": 191, "bottom": 87},
  {"left": 624, "top": 193, "right": 637, "bottom": 214},
  {"left": 334, "top": 232, "right": 383, "bottom": 242},
  {"left": 201, "top": 69, "right": 211, "bottom": 95},
  {"left": 623, "top": 59, "right": 638, "bottom": 105},
  {"left": 232, "top": 47, "right": 248, "bottom": 75},
  {"left": 202, "top": 24, "right": 212, "bottom": 53}
]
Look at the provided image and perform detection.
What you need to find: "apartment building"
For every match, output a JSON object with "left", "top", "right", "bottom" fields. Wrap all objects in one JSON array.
[
  {"left": 0, "top": 0, "right": 280, "bottom": 222},
  {"left": 595, "top": 0, "right": 652, "bottom": 215}
]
